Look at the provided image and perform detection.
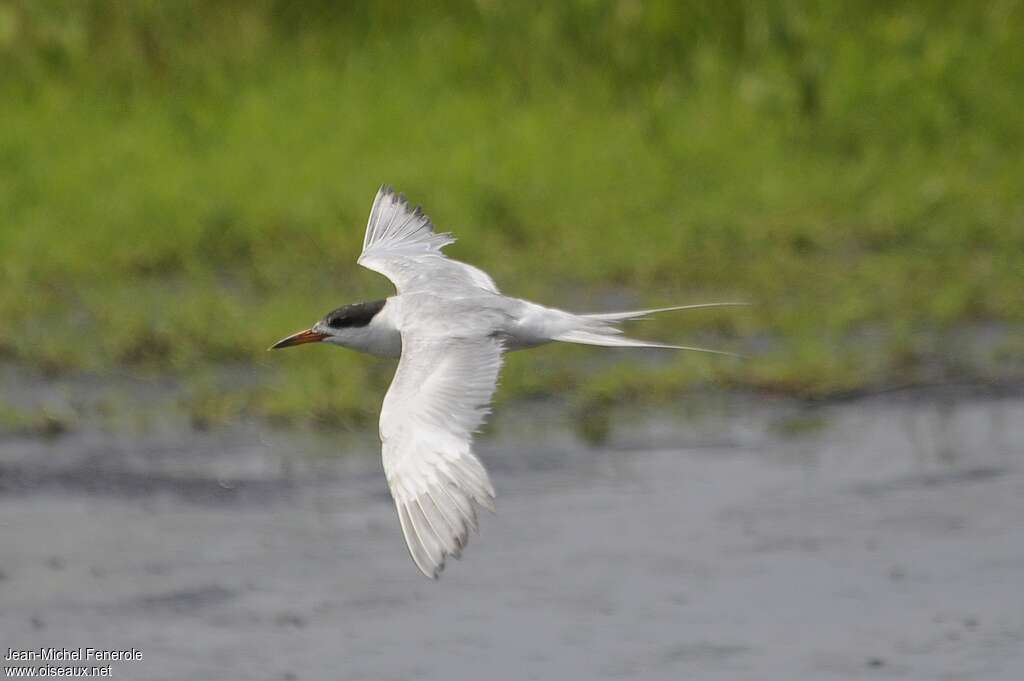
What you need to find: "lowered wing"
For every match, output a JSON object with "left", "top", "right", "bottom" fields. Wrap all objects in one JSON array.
[{"left": 379, "top": 333, "right": 503, "bottom": 578}]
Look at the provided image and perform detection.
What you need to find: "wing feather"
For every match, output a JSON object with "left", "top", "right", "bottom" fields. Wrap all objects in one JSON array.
[
  {"left": 396, "top": 503, "right": 438, "bottom": 578},
  {"left": 362, "top": 185, "right": 454, "bottom": 256},
  {"left": 437, "top": 475, "right": 478, "bottom": 531},
  {"left": 426, "top": 486, "right": 467, "bottom": 555},
  {"left": 358, "top": 185, "right": 499, "bottom": 294},
  {"left": 380, "top": 334, "right": 503, "bottom": 578},
  {"left": 407, "top": 500, "right": 445, "bottom": 567}
]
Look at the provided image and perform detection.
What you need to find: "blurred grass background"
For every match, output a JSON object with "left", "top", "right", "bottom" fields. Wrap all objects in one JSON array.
[{"left": 0, "top": 1, "right": 1022, "bottom": 432}]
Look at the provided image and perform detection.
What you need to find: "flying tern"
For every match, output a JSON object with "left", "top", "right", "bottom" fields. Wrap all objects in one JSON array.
[{"left": 272, "top": 186, "right": 743, "bottom": 578}]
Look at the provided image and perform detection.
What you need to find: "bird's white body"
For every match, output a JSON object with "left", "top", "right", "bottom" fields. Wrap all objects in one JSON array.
[
  {"left": 329, "top": 293, "right": 624, "bottom": 358},
  {"left": 273, "top": 186, "right": 741, "bottom": 578}
]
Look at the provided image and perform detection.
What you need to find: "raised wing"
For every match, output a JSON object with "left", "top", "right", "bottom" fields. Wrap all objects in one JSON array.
[
  {"left": 358, "top": 185, "right": 499, "bottom": 294},
  {"left": 379, "top": 333, "right": 503, "bottom": 578}
]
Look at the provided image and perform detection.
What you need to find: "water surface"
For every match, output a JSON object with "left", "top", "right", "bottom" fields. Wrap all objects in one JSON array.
[{"left": 2, "top": 389, "right": 1022, "bottom": 680}]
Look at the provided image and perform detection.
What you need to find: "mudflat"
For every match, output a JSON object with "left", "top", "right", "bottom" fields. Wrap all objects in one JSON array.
[{"left": 1, "top": 389, "right": 1022, "bottom": 680}]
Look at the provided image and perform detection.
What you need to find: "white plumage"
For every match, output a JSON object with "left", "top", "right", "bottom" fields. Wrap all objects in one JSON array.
[
  {"left": 272, "top": 185, "right": 745, "bottom": 578},
  {"left": 359, "top": 188, "right": 500, "bottom": 295},
  {"left": 380, "top": 335, "right": 501, "bottom": 577}
]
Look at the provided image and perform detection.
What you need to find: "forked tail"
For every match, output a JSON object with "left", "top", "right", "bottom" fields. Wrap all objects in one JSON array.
[{"left": 552, "top": 302, "right": 746, "bottom": 356}]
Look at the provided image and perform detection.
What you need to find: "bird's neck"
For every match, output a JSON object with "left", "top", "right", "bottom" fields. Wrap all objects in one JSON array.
[{"left": 350, "top": 298, "right": 403, "bottom": 358}]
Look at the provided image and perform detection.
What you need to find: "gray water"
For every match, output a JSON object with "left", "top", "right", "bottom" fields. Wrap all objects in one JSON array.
[{"left": 2, "top": 389, "right": 1022, "bottom": 680}]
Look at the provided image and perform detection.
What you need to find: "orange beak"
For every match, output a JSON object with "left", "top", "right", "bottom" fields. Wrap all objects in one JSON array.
[{"left": 269, "top": 328, "right": 327, "bottom": 350}]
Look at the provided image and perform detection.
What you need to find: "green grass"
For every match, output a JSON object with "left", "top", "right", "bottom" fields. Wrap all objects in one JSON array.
[{"left": 1, "top": 2, "right": 1022, "bottom": 430}]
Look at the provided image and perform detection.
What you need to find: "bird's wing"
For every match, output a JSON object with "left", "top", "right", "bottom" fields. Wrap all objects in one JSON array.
[
  {"left": 379, "top": 333, "right": 503, "bottom": 578},
  {"left": 358, "top": 185, "right": 499, "bottom": 294}
]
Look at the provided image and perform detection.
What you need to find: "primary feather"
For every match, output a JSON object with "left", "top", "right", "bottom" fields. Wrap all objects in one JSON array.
[{"left": 358, "top": 185, "right": 499, "bottom": 294}]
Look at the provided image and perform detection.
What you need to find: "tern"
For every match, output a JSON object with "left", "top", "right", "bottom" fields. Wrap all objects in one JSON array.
[{"left": 272, "top": 186, "right": 742, "bottom": 578}]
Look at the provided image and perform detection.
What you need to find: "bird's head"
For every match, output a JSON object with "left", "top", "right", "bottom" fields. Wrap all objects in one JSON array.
[{"left": 270, "top": 299, "right": 387, "bottom": 351}]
